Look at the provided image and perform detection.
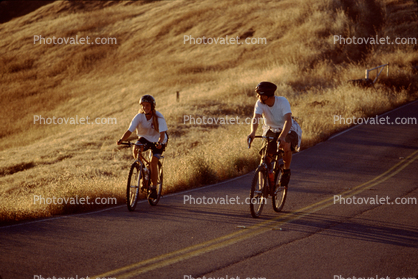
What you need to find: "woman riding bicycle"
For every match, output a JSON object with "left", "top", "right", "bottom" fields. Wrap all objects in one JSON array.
[{"left": 117, "top": 95, "right": 168, "bottom": 198}]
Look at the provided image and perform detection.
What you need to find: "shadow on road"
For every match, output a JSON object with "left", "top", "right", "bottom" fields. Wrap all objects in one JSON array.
[{"left": 284, "top": 212, "right": 418, "bottom": 248}]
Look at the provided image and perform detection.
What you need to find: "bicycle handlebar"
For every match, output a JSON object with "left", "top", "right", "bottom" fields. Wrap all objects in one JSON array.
[
  {"left": 247, "top": 136, "right": 281, "bottom": 149},
  {"left": 119, "top": 142, "right": 142, "bottom": 147},
  {"left": 119, "top": 141, "right": 160, "bottom": 147}
]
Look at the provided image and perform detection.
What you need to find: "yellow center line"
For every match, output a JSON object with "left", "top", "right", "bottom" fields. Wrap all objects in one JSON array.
[{"left": 92, "top": 149, "right": 418, "bottom": 279}]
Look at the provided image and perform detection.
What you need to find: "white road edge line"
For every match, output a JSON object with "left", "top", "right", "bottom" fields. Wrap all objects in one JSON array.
[
  {"left": 1, "top": 172, "right": 254, "bottom": 229},
  {"left": 328, "top": 99, "right": 418, "bottom": 140}
]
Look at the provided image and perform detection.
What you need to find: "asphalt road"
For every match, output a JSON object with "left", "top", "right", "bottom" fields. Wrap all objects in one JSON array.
[{"left": 1, "top": 101, "right": 417, "bottom": 279}]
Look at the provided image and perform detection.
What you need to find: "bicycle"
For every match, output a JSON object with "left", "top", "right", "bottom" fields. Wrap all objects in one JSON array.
[
  {"left": 248, "top": 136, "right": 287, "bottom": 218},
  {"left": 120, "top": 141, "right": 164, "bottom": 211}
]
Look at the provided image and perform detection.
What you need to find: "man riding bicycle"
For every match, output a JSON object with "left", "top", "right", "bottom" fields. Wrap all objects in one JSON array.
[
  {"left": 117, "top": 95, "right": 168, "bottom": 198},
  {"left": 247, "top": 81, "right": 299, "bottom": 189}
]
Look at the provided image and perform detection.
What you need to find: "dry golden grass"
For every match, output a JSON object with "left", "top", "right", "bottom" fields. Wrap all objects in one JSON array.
[{"left": 1, "top": 0, "right": 417, "bottom": 224}]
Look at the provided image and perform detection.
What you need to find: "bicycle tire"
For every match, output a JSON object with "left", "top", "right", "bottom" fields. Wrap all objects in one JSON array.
[
  {"left": 148, "top": 161, "right": 163, "bottom": 206},
  {"left": 272, "top": 166, "right": 287, "bottom": 212},
  {"left": 250, "top": 167, "right": 267, "bottom": 218},
  {"left": 126, "top": 162, "right": 141, "bottom": 211}
]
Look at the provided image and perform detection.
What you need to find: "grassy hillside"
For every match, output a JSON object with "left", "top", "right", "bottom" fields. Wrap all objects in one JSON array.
[{"left": 1, "top": 0, "right": 417, "bottom": 223}]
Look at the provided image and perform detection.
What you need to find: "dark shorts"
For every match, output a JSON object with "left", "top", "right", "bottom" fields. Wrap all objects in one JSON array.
[
  {"left": 136, "top": 137, "right": 166, "bottom": 158},
  {"left": 261, "top": 130, "right": 299, "bottom": 155}
]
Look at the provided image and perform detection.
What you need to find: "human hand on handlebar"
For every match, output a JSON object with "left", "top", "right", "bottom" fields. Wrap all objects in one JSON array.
[{"left": 247, "top": 132, "right": 255, "bottom": 148}]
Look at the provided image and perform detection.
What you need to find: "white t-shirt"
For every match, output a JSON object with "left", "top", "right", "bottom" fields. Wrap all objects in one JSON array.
[
  {"left": 254, "top": 96, "right": 292, "bottom": 131},
  {"left": 128, "top": 111, "right": 168, "bottom": 143}
]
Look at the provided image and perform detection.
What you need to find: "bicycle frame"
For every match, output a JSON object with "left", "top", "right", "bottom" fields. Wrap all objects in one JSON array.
[
  {"left": 248, "top": 136, "right": 287, "bottom": 217},
  {"left": 122, "top": 142, "right": 154, "bottom": 168},
  {"left": 250, "top": 136, "right": 283, "bottom": 183},
  {"left": 136, "top": 145, "right": 152, "bottom": 169},
  {"left": 120, "top": 141, "right": 165, "bottom": 210}
]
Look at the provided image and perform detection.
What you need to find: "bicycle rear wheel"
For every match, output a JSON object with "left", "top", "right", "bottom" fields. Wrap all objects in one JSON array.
[
  {"left": 250, "top": 167, "right": 267, "bottom": 218},
  {"left": 127, "top": 162, "right": 141, "bottom": 211},
  {"left": 148, "top": 161, "right": 163, "bottom": 206},
  {"left": 272, "top": 166, "right": 287, "bottom": 212}
]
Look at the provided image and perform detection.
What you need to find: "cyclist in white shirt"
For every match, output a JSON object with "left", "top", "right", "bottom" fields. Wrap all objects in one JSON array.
[
  {"left": 117, "top": 95, "right": 168, "bottom": 197},
  {"left": 248, "top": 82, "right": 298, "bottom": 188}
]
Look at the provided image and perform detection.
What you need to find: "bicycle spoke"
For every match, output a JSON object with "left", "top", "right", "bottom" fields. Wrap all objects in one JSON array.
[
  {"left": 250, "top": 168, "right": 266, "bottom": 218},
  {"left": 272, "top": 169, "right": 287, "bottom": 212},
  {"left": 126, "top": 163, "right": 141, "bottom": 211},
  {"left": 148, "top": 161, "right": 163, "bottom": 206}
]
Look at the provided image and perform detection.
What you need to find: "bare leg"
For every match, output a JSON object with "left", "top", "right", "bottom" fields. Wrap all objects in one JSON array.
[
  {"left": 132, "top": 146, "right": 138, "bottom": 159},
  {"left": 132, "top": 145, "right": 144, "bottom": 160},
  {"left": 150, "top": 156, "right": 159, "bottom": 188},
  {"left": 280, "top": 141, "right": 292, "bottom": 169},
  {"left": 279, "top": 141, "right": 292, "bottom": 187}
]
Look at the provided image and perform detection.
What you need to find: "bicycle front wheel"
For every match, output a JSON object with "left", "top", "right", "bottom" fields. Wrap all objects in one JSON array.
[
  {"left": 250, "top": 167, "right": 267, "bottom": 218},
  {"left": 127, "top": 162, "right": 141, "bottom": 211},
  {"left": 272, "top": 167, "right": 287, "bottom": 212},
  {"left": 148, "top": 161, "right": 163, "bottom": 206}
]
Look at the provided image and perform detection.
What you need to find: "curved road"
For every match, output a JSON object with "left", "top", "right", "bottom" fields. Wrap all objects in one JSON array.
[{"left": 1, "top": 101, "right": 417, "bottom": 279}]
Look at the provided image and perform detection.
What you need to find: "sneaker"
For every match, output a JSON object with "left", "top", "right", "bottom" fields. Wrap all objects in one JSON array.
[
  {"left": 266, "top": 172, "right": 274, "bottom": 195},
  {"left": 141, "top": 179, "right": 148, "bottom": 191},
  {"left": 280, "top": 169, "right": 291, "bottom": 187},
  {"left": 268, "top": 172, "right": 275, "bottom": 187},
  {"left": 149, "top": 185, "right": 158, "bottom": 199}
]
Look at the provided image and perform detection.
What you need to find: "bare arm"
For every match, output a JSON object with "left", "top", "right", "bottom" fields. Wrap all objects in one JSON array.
[
  {"left": 248, "top": 113, "right": 262, "bottom": 142},
  {"left": 156, "top": 131, "right": 166, "bottom": 149},
  {"left": 158, "top": 131, "right": 166, "bottom": 143},
  {"left": 278, "top": 113, "right": 292, "bottom": 142},
  {"left": 117, "top": 130, "right": 132, "bottom": 145}
]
